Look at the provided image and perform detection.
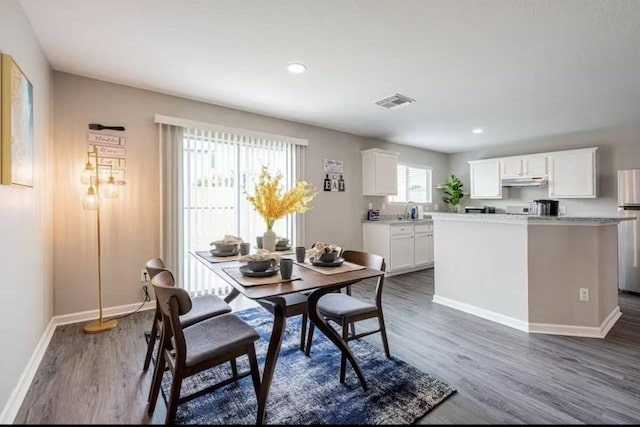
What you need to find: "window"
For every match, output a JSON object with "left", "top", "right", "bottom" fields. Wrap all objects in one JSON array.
[
  {"left": 181, "top": 129, "right": 301, "bottom": 295},
  {"left": 389, "top": 163, "right": 432, "bottom": 204}
]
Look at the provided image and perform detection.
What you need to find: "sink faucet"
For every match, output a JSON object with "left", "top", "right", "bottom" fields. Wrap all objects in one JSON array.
[{"left": 405, "top": 201, "right": 418, "bottom": 220}]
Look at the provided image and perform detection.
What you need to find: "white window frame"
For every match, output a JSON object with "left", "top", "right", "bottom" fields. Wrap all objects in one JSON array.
[{"left": 388, "top": 162, "right": 433, "bottom": 205}]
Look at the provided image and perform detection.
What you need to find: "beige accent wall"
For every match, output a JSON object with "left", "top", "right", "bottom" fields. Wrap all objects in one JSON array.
[
  {"left": 0, "top": 0, "right": 53, "bottom": 415},
  {"left": 448, "top": 127, "right": 640, "bottom": 214},
  {"left": 52, "top": 72, "right": 448, "bottom": 315}
]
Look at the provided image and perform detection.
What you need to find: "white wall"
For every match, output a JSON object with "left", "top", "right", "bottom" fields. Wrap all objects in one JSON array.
[
  {"left": 448, "top": 127, "right": 640, "bottom": 214},
  {"left": 52, "top": 72, "right": 449, "bottom": 315},
  {"left": 0, "top": 0, "right": 53, "bottom": 418}
]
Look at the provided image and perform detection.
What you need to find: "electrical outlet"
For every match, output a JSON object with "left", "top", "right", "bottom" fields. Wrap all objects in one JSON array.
[
  {"left": 140, "top": 268, "right": 149, "bottom": 282},
  {"left": 579, "top": 288, "right": 589, "bottom": 301},
  {"left": 560, "top": 205, "right": 567, "bottom": 215}
]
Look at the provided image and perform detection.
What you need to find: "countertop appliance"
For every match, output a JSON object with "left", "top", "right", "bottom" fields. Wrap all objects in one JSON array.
[
  {"left": 618, "top": 169, "right": 640, "bottom": 293},
  {"left": 465, "top": 206, "right": 496, "bottom": 214},
  {"left": 506, "top": 205, "right": 530, "bottom": 215},
  {"left": 530, "top": 199, "right": 559, "bottom": 216}
]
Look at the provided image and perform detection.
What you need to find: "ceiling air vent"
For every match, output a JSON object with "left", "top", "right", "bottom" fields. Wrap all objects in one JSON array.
[{"left": 375, "top": 94, "right": 416, "bottom": 110}]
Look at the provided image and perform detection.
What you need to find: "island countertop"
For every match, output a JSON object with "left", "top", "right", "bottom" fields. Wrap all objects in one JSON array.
[{"left": 430, "top": 212, "right": 634, "bottom": 225}]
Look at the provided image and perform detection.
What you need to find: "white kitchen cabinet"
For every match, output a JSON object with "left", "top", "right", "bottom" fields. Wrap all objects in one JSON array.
[
  {"left": 414, "top": 223, "right": 434, "bottom": 266},
  {"left": 361, "top": 149, "right": 399, "bottom": 196},
  {"left": 390, "top": 233, "right": 414, "bottom": 271},
  {"left": 363, "top": 222, "right": 434, "bottom": 276},
  {"left": 523, "top": 156, "right": 547, "bottom": 177},
  {"left": 501, "top": 155, "right": 547, "bottom": 178},
  {"left": 469, "top": 159, "right": 504, "bottom": 199},
  {"left": 501, "top": 157, "right": 523, "bottom": 177},
  {"left": 548, "top": 148, "right": 597, "bottom": 198}
]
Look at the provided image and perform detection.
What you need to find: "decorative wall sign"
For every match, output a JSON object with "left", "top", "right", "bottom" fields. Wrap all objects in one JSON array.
[
  {"left": 323, "top": 159, "right": 343, "bottom": 173},
  {"left": 90, "top": 144, "right": 125, "bottom": 158},
  {"left": 98, "top": 168, "right": 125, "bottom": 181},
  {"left": 88, "top": 132, "right": 123, "bottom": 146},
  {"left": 1, "top": 54, "right": 34, "bottom": 187},
  {"left": 90, "top": 157, "right": 125, "bottom": 168},
  {"left": 324, "top": 173, "right": 346, "bottom": 192}
]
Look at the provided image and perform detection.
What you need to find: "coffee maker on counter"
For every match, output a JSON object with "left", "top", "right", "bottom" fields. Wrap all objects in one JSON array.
[{"left": 529, "top": 199, "right": 559, "bottom": 216}]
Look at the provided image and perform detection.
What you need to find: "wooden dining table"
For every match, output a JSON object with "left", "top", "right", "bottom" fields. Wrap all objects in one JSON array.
[{"left": 191, "top": 251, "right": 385, "bottom": 425}]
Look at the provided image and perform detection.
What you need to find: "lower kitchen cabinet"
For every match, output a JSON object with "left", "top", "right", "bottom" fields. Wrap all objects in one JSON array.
[{"left": 363, "top": 221, "right": 434, "bottom": 276}]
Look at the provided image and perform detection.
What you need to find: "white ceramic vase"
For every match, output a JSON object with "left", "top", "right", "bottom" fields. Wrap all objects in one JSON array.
[{"left": 263, "top": 229, "right": 276, "bottom": 252}]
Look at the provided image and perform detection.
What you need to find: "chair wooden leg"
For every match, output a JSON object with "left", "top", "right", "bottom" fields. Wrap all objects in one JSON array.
[
  {"left": 165, "top": 373, "right": 183, "bottom": 425},
  {"left": 299, "top": 313, "right": 308, "bottom": 351},
  {"left": 247, "top": 344, "right": 261, "bottom": 397},
  {"left": 143, "top": 320, "right": 158, "bottom": 372},
  {"left": 378, "top": 311, "right": 391, "bottom": 358},
  {"left": 339, "top": 318, "right": 349, "bottom": 384},
  {"left": 230, "top": 358, "right": 238, "bottom": 378},
  {"left": 349, "top": 321, "right": 356, "bottom": 338},
  {"left": 305, "top": 321, "right": 314, "bottom": 357},
  {"left": 146, "top": 343, "right": 165, "bottom": 415}
]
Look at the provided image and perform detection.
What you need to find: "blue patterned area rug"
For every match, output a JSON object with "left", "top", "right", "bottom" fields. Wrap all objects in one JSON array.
[{"left": 160, "top": 307, "right": 455, "bottom": 424}]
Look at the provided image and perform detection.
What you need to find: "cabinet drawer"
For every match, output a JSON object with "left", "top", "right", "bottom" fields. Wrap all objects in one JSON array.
[
  {"left": 390, "top": 225, "right": 414, "bottom": 236},
  {"left": 414, "top": 224, "right": 431, "bottom": 233}
]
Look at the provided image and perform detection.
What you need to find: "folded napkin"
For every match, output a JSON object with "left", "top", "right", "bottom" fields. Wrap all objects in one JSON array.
[
  {"left": 210, "top": 234, "right": 243, "bottom": 245},
  {"left": 239, "top": 248, "right": 281, "bottom": 263},
  {"left": 307, "top": 242, "right": 342, "bottom": 258}
]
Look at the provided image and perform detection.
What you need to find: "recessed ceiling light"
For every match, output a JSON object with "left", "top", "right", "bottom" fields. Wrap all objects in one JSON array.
[
  {"left": 287, "top": 63, "right": 307, "bottom": 74},
  {"left": 472, "top": 128, "right": 484, "bottom": 134}
]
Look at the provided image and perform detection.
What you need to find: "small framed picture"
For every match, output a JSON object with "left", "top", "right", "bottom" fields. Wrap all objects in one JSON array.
[{"left": 323, "top": 159, "right": 343, "bottom": 173}]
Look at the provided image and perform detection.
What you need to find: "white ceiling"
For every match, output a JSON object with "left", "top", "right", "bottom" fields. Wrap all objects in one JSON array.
[{"left": 20, "top": 0, "right": 640, "bottom": 153}]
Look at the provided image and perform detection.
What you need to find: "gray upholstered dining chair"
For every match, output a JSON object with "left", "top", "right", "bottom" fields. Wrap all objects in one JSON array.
[
  {"left": 142, "top": 258, "right": 232, "bottom": 371},
  {"left": 147, "top": 271, "right": 261, "bottom": 425},
  {"left": 257, "top": 294, "right": 310, "bottom": 352},
  {"left": 305, "top": 250, "right": 390, "bottom": 383}
]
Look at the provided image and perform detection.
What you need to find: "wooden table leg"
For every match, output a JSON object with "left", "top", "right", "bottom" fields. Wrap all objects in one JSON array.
[
  {"left": 307, "top": 285, "right": 368, "bottom": 391},
  {"left": 256, "top": 298, "right": 286, "bottom": 425},
  {"left": 224, "top": 287, "right": 240, "bottom": 304}
]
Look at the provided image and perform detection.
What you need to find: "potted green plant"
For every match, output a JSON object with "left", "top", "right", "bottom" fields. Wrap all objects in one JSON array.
[{"left": 442, "top": 175, "right": 464, "bottom": 212}]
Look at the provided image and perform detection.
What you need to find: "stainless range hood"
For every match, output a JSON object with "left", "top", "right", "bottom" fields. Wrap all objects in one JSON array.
[{"left": 501, "top": 176, "right": 548, "bottom": 187}]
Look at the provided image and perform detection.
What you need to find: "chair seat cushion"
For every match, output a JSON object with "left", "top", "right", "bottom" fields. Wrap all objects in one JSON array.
[
  {"left": 183, "top": 313, "right": 259, "bottom": 367},
  {"left": 282, "top": 292, "right": 308, "bottom": 306},
  {"left": 179, "top": 294, "right": 231, "bottom": 328},
  {"left": 317, "top": 293, "right": 376, "bottom": 318}
]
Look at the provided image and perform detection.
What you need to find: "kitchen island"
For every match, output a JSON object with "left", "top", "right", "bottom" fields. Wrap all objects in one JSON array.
[{"left": 430, "top": 213, "right": 633, "bottom": 338}]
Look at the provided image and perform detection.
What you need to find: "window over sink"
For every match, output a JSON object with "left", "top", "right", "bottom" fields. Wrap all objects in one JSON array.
[{"left": 389, "top": 163, "right": 432, "bottom": 204}]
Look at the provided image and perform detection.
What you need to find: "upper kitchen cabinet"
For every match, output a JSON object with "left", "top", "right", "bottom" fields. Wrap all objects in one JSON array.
[
  {"left": 469, "top": 159, "right": 504, "bottom": 199},
  {"left": 362, "top": 148, "right": 399, "bottom": 196},
  {"left": 469, "top": 159, "right": 503, "bottom": 199},
  {"left": 501, "top": 155, "right": 547, "bottom": 177},
  {"left": 548, "top": 147, "right": 597, "bottom": 198}
]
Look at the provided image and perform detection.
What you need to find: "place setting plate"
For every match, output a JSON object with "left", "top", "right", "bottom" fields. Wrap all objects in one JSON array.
[
  {"left": 209, "top": 248, "right": 239, "bottom": 257},
  {"left": 310, "top": 257, "right": 344, "bottom": 267},
  {"left": 239, "top": 265, "right": 280, "bottom": 277}
]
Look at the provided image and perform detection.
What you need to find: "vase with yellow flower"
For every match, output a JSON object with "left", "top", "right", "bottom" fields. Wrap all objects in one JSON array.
[{"left": 245, "top": 166, "right": 316, "bottom": 252}]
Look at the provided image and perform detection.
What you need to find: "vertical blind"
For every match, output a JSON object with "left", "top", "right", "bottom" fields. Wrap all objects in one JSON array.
[{"left": 181, "top": 127, "right": 303, "bottom": 296}]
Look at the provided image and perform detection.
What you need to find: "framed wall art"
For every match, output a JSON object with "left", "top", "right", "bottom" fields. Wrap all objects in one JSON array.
[{"left": 1, "top": 54, "right": 34, "bottom": 187}]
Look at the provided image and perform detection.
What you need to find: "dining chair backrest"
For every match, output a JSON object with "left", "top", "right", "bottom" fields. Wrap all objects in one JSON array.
[
  {"left": 341, "top": 250, "right": 386, "bottom": 308},
  {"left": 151, "top": 271, "right": 192, "bottom": 366},
  {"left": 145, "top": 257, "right": 171, "bottom": 281},
  {"left": 152, "top": 271, "right": 192, "bottom": 316}
]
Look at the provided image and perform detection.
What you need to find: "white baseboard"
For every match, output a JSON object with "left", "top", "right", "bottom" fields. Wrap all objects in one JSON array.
[
  {"left": 53, "top": 300, "right": 156, "bottom": 326},
  {"left": 432, "top": 295, "right": 530, "bottom": 332},
  {"left": 0, "top": 300, "right": 156, "bottom": 424},
  {"left": 529, "top": 306, "right": 622, "bottom": 338},
  {"left": 433, "top": 295, "right": 622, "bottom": 339},
  {"left": 0, "top": 317, "right": 56, "bottom": 424}
]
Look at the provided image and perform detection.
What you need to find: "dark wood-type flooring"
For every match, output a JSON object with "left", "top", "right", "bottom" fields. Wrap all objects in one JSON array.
[{"left": 15, "top": 269, "right": 640, "bottom": 424}]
